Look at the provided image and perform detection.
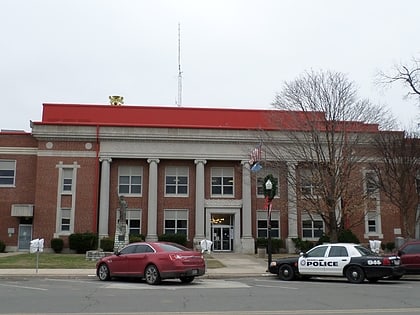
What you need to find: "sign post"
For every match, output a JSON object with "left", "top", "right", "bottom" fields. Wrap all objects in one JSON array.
[{"left": 30, "top": 238, "right": 44, "bottom": 274}]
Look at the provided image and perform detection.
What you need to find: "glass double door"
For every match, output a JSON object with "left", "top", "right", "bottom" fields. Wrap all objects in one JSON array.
[{"left": 211, "top": 225, "right": 232, "bottom": 251}]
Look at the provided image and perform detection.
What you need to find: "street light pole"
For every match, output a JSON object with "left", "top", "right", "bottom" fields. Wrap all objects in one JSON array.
[{"left": 264, "top": 179, "right": 273, "bottom": 271}]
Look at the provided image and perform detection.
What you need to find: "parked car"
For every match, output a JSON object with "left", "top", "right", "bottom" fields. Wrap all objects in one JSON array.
[
  {"left": 395, "top": 240, "right": 420, "bottom": 278},
  {"left": 96, "top": 241, "right": 206, "bottom": 285},
  {"left": 269, "top": 243, "right": 404, "bottom": 284}
]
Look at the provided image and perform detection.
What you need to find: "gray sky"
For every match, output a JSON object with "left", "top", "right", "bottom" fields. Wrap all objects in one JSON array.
[{"left": 1, "top": 0, "right": 419, "bottom": 132}]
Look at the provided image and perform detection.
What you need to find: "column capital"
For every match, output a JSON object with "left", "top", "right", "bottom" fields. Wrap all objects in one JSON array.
[
  {"left": 194, "top": 159, "right": 207, "bottom": 165},
  {"left": 99, "top": 157, "right": 112, "bottom": 163},
  {"left": 241, "top": 160, "right": 251, "bottom": 167},
  {"left": 147, "top": 158, "right": 160, "bottom": 164}
]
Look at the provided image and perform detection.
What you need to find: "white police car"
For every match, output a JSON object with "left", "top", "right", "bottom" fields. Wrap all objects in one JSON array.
[{"left": 269, "top": 243, "right": 404, "bottom": 283}]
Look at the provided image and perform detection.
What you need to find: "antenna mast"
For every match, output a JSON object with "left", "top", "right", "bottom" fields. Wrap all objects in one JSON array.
[{"left": 177, "top": 22, "right": 182, "bottom": 107}]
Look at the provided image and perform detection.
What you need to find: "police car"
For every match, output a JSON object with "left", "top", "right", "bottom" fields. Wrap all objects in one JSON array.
[{"left": 269, "top": 243, "right": 404, "bottom": 283}]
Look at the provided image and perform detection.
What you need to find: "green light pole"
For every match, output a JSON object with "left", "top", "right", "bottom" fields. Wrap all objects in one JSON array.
[{"left": 263, "top": 174, "right": 277, "bottom": 271}]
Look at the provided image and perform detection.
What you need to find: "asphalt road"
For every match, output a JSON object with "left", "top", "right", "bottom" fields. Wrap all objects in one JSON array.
[{"left": 1, "top": 276, "right": 420, "bottom": 315}]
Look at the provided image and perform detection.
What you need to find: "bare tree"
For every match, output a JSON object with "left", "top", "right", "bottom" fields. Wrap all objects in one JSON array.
[
  {"left": 268, "top": 70, "right": 396, "bottom": 242},
  {"left": 378, "top": 57, "right": 420, "bottom": 101},
  {"left": 371, "top": 131, "right": 420, "bottom": 239}
]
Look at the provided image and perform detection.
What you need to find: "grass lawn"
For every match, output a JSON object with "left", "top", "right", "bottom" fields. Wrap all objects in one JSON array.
[
  {"left": 0, "top": 253, "right": 97, "bottom": 269},
  {"left": 0, "top": 253, "right": 225, "bottom": 269}
]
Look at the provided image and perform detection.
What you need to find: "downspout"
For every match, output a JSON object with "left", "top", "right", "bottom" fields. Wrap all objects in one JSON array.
[{"left": 93, "top": 125, "right": 100, "bottom": 232}]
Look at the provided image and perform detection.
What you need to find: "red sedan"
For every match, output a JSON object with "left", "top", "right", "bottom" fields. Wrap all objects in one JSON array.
[{"left": 96, "top": 241, "right": 206, "bottom": 285}]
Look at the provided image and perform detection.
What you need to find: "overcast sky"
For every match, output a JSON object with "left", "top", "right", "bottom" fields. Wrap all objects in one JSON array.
[{"left": 1, "top": 0, "right": 419, "bottom": 132}]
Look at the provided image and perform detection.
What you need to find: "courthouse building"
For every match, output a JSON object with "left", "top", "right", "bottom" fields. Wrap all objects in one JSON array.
[{"left": 0, "top": 102, "right": 407, "bottom": 253}]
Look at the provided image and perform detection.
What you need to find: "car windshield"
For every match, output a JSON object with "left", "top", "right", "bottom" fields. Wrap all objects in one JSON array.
[
  {"left": 159, "top": 243, "right": 190, "bottom": 252},
  {"left": 355, "top": 245, "right": 376, "bottom": 256}
]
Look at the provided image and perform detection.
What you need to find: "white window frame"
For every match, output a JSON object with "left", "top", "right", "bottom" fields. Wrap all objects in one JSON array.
[
  {"left": 165, "top": 166, "right": 189, "bottom": 196},
  {"left": 118, "top": 166, "right": 142, "bottom": 196},
  {"left": 301, "top": 214, "right": 324, "bottom": 240},
  {"left": 55, "top": 162, "right": 79, "bottom": 235},
  {"left": 300, "top": 168, "right": 320, "bottom": 197},
  {"left": 60, "top": 208, "right": 71, "bottom": 232},
  {"left": 164, "top": 209, "right": 188, "bottom": 238},
  {"left": 0, "top": 160, "right": 16, "bottom": 187},
  {"left": 62, "top": 168, "right": 73, "bottom": 194},
  {"left": 256, "top": 210, "right": 280, "bottom": 238},
  {"left": 362, "top": 169, "right": 383, "bottom": 238},
  {"left": 211, "top": 167, "right": 234, "bottom": 197},
  {"left": 365, "top": 171, "right": 379, "bottom": 196}
]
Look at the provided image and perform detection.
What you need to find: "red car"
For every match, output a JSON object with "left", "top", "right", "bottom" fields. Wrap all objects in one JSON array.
[
  {"left": 396, "top": 240, "right": 420, "bottom": 277},
  {"left": 96, "top": 241, "right": 206, "bottom": 285}
]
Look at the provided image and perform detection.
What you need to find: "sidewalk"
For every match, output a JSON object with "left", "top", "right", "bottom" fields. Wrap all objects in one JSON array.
[{"left": 0, "top": 252, "right": 274, "bottom": 279}]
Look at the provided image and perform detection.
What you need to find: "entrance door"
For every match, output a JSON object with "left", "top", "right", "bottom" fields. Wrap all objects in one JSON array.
[
  {"left": 212, "top": 225, "right": 232, "bottom": 251},
  {"left": 18, "top": 224, "right": 32, "bottom": 250}
]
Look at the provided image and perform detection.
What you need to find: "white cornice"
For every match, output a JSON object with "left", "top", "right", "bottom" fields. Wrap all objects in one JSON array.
[{"left": 0, "top": 147, "right": 38, "bottom": 155}]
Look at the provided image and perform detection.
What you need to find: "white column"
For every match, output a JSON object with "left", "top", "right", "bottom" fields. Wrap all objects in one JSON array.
[
  {"left": 241, "top": 160, "right": 254, "bottom": 254},
  {"left": 287, "top": 162, "right": 298, "bottom": 253},
  {"left": 194, "top": 159, "right": 207, "bottom": 246},
  {"left": 98, "top": 158, "right": 112, "bottom": 239},
  {"left": 146, "top": 158, "right": 160, "bottom": 241}
]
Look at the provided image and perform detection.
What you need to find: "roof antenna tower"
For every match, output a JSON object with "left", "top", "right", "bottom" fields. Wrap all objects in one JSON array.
[{"left": 177, "top": 22, "right": 183, "bottom": 107}]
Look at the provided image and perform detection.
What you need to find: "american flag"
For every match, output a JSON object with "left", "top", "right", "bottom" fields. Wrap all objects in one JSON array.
[{"left": 249, "top": 143, "right": 262, "bottom": 165}]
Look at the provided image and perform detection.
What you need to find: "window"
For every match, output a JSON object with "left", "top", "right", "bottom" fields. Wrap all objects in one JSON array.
[
  {"left": 62, "top": 168, "right": 73, "bottom": 193},
  {"left": 119, "top": 166, "right": 142, "bottom": 195},
  {"left": 328, "top": 246, "right": 348, "bottom": 257},
  {"left": 211, "top": 167, "right": 234, "bottom": 197},
  {"left": 127, "top": 210, "right": 141, "bottom": 236},
  {"left": 307, "top": 245, "right": 328, "bottom": 257},
  {"left": 365, "top": 171, "right": 378, "bottom": 195},
  {"left": 257, "top": 172, "right": 279, "bottom": 197},
  {"left": 300, "top": 168, "right": 319, "bottom": 196},
  {"left": 302, "top": 218, "right": 324, "bottom": 239},
  {"left": 257, "top": 211, "right": 280, "bottom": 238},
  {"left": 165, "top": 166, "right": 188, "bottom": 196},
  {"left": 0, "top": 160, "right": 16, "bottom": 186},
  {"left": 164, "top": 210, "right": 188, "bottom": 236},
  {"left": 60, "top": 208, "right": 71, "bottom": 232},
  {"left": 367, "top": 211, "right": 377, "bottom": 233}
]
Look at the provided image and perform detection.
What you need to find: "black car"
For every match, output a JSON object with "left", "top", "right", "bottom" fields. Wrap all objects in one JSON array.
[{"left": 269, "top": 243, "right": 404, "bottom": 283}]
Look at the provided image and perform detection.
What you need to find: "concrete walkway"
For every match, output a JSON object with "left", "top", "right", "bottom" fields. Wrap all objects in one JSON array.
[{"left": 0, "top": 252, "right": 274, "bottom": 279}]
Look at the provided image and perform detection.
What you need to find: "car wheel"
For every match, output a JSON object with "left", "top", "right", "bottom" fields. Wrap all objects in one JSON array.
[
  {"left": 97, "top": 263, "right": 111, "bottom": 281},
  {"left": 180, "top": 276, "right": 195, "bottom": 284},
  {"left": 345, "top": 265, "right": 365, "bottom": 284},
  {"left": 278, "top": 264, "right": 295, "bottom": 281},
  {"left": 145, "top": 264, "right": 161, "bottom": 285}
]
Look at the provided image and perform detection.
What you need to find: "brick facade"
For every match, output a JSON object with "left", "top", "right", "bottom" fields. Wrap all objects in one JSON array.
[{"left": 0, "top": 104, "right": 411, "bottom": 253}]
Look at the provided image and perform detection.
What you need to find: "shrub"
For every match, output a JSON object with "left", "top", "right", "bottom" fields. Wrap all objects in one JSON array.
[
  {"left": 158, "top": 233, "right": 187, "bottom": 246},
  {"left": 383, "top": 242, "right": 395, "bottom": 252},
  {"left": 255, "top": 237, "right": 268, "bottom": 249},
  {"left": 292, "top": 237, "right": 315, "bottom": 253},
  {"left": 338, "top": 229, "right": 360, "bottom": 243},
  {"left": 317, "top": 229, "right": 360, "bottom": 245},
  {"left": 255, "top": 238, "right": 284, "bottom": 254},
  {"left": 100, "top": 237, "right": 114, "bottom": 252},
  {"left": 271, "top": 238, "right": 284, "bottom": 253},
  {"left": 129, "top": 234, "right": 145, "bottom": 243},
  {"left": 0, "top": 240, "right": 5, "bottom": 253},
  {"left": 69, "top": 232, "right": 98, "bottom": 254},
  {"left": 50, "top": 238, "right": 64, "bottom": 253}
]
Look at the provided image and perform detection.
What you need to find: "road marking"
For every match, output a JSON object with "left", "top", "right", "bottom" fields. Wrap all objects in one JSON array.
[
  {"left": 103, "top": 279, "right": 249, "bottom": 290},
  {"left": 0, "top": 282, "right": 48, "bottom": 291},
  {"left": 2, "top": 307, "right": 420, "bottom": 314}
]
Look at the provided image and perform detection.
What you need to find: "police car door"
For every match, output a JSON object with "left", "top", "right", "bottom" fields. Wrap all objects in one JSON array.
[
  {"left": 323, "top": 245, "right": 350, "bottom": 276},
  {"left": 298, "top": 245, "right": 329, "bottom": 275}
]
